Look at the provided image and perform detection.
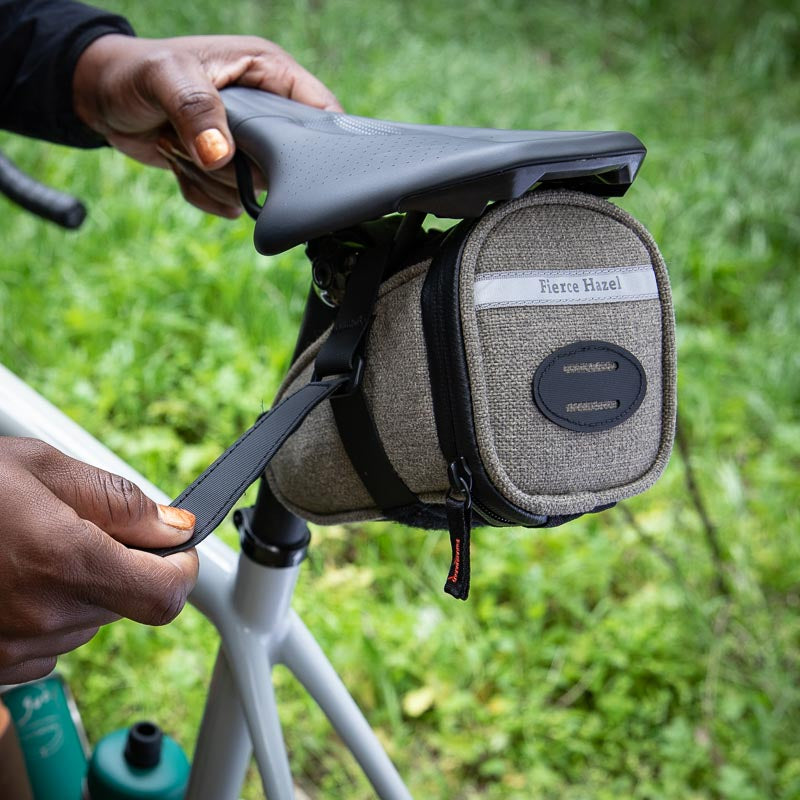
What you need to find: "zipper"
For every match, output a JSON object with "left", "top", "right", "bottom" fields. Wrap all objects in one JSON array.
[
  {"left": 473, "top": 497, "right": 516, "bottom": 526},
  {"left": 449, "top": 456, "right": 514, "bottom": 526},
  {"left": 447, "top": 457, "right": 473, "bottom": 505},
  {"left": 423, "top": 222, "right": 525, "bottom": 599},
  {"left": 444, "top": 457, "right": 472, "bottom": 600},
  {"left": 423, "top": 222, "right": 553, "bottom": 529},
  {"left": 422, "top": 220, "right": 553, "bottom": 599},
  {"left": 427, "top": 227, "right": 466, "bottom": 463}
]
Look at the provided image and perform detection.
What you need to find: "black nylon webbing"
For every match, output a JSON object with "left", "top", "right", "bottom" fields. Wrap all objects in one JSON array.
[
  {"left": 331, "top": 389, "right": 418, "bottom": 511},
  {"left": 314, "top": 243, "right": 419, "bottom": 514},
  {"left": 314, "top": 245, "right": 390, "bottom": 379},
  {"left": 146, "top": 377, "right": 348, "bottom": 556}
]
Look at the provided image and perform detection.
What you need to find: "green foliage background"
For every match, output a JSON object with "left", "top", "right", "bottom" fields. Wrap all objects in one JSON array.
[{"left": 1, "top": 1, "right": 798, "bottom": 797}]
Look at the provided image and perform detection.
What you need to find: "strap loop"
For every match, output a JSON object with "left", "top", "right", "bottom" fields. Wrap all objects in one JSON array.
[{"left": 313, "top": 244, "right": 390, "bottom": 380}]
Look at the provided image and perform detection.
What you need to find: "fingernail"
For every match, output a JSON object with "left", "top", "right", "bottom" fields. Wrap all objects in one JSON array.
[
  {"left": 158, "top": 504, "right": 195, "bottom": 532},
  {"left": 194, "top": 128, "right": 230, "bottom": 167}
]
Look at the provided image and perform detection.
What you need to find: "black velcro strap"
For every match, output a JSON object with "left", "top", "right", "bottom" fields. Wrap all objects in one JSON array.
[
  {"left": 314, "top": 244, "right": 390, "bottom": 379},
  {"left": 146, "top": 377, "right": 348, "bottom": 556},
  {"left": 331, "top": 389, "right": 418, "bottom": 512},
  {"left": 316, "top": 241, "right": 419, "bottom": 514}
]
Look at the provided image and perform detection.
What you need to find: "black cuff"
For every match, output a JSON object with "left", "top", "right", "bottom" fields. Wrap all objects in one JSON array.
[{"left": 0, "top": 1, "right": 135, "bottom": 149}]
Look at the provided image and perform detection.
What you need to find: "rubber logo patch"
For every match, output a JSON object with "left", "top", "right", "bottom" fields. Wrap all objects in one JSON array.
[{"left": 532, "top": 341, "right": 647, "bottom": 432}]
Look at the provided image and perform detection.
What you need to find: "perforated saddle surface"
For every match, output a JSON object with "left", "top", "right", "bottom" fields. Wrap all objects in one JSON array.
[{"left": 221, "top": 87, "right": 646, "bottom": 255}]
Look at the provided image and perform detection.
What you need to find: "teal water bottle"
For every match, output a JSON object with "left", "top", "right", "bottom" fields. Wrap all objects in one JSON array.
[
  {"left": 86, "top": 721, "right": 190, "bottom": 800},
  {"left": 2, "top": 675, "right": 90, "bottom": 800}
]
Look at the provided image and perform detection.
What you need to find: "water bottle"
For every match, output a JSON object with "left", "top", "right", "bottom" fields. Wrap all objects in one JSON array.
[
  {"left": 2, "top": 675, "right": 89, "bottom": 800},
  {"left": 86, "top": 721, "right": 190, "bottom": 800}
]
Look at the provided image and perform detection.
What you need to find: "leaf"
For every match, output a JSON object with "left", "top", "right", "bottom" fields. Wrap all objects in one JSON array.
[{"left": 402, "top": 686, "right": 436, "bottom": 718}]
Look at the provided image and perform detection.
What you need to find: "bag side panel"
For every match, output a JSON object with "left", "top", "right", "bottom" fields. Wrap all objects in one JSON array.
[
  {"left": 365, "top": 269, "right": 450, "bottom": 498},
  {"left": 459, "top": 190, "right": 676, "bottom": 516}
]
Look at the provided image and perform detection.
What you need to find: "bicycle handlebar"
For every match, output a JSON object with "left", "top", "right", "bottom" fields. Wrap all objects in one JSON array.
[{"left": 0, "top": 151, "right": 86, "bottom": 230}]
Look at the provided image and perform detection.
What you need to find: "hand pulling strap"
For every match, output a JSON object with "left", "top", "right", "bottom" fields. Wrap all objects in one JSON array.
[{"left": 145, "top": 377, "right": 348, "bottom": 556}]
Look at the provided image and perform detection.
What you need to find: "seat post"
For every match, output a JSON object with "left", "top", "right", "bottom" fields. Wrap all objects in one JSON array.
[
  {"left": 233, "top": 278, "right": 335, "bottom": 562},
  {"left": 229, "top": 479, "right": 309, "bottom": 640},
  {"left": 235, "top": 478, "right": 309, "bottom": 559}
]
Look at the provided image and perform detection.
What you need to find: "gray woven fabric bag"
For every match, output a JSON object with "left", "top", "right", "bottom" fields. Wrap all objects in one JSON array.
[{"left": 267, "top": 189, "right": 676, "bottom": 598}]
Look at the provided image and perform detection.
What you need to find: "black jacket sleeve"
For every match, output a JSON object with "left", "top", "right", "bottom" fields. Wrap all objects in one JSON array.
[{"left": 0, "top": 0, "right": 134, "bottom": 147}]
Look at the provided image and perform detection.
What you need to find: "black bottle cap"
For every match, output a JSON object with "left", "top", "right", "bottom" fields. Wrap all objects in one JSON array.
[{"left": 124, "top": 721, "right": 163, "bottom": 769}]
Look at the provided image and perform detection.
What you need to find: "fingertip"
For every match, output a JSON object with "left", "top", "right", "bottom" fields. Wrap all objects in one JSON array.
[
  {"left": 158, "top": 504, "right": 195, "bottom": 531},
  {"left": 145, "top": 503, "right": 196, "bottom": 547},
  {"left": 223, "top": 206, "right": 243, "bottom": 219},
  {"left": 285, "top": 66, "right": 343, "bottom": 113},
  {"left": 0, "top": 657, "right": 58, "bottom": 684},
  {"left": 322, "top": 91, "right": 344, "bottom": 113},
  {"left": 170, "top": 168, "right": 244, "bottom": 219},
  {"left": 194, "top": 127, "right": 233, "bottom": 169},
  {"left": 165, "top": 549, "right": 199, "bottom": 584}
]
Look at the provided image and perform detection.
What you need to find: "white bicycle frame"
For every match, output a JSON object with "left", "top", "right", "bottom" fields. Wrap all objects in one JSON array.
[{"left": 0, "top": 362, "right": 413, "bottom": 800}]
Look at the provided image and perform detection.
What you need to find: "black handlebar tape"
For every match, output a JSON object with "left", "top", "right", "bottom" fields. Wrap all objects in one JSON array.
[{"left": 0, "top": 152, "right": 87, "bottom": 229}]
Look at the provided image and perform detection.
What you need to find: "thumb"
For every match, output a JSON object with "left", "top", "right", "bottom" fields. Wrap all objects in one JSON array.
[
  {"left": 23, "top": 441, "right": 195, "bottom": 549},
  {"left": 145, "top": 52, "right": 234, "bottom": 170}
]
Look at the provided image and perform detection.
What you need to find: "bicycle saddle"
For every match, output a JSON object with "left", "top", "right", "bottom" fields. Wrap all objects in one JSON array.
[{"left": 221, "top": 87, "right": 646, "bottom": 255}]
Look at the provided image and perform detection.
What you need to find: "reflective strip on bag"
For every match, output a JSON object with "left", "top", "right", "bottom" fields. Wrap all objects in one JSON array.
[{"left": 474, "top": 264, "right": 658, "bottom": 309}]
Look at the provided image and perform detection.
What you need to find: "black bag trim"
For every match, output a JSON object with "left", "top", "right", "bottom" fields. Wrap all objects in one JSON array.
[{"left": 422, "top": 219, "right": 552, "bottom": 529}]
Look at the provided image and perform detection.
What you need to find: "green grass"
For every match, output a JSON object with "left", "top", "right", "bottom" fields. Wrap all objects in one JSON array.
[{"left": 1, "top": 1, "right": 799, "bottom": 797}]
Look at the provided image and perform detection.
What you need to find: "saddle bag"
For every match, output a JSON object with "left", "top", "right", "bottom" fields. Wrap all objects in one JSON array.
[{"left": 263, "top": 189, "right": 676, "bottom": 598}]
